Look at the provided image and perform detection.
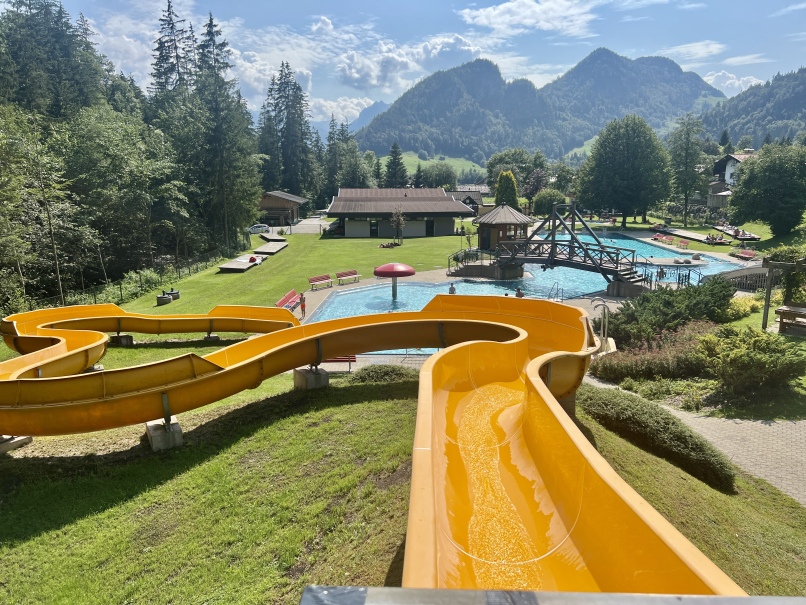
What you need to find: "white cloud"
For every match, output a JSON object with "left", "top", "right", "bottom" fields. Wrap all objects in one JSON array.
[
  {"left": 616, "top": 0, "right": 668, "bottom": 8},
  {"left": 678, "top": 2, "right": 706, "bottom": 9},
  {"left": 311, "top": 16, "right": 334, "bottom": 35},
  {"left": 703, "top": 70, "right": 764, "bottom": 96},
  {"left": 657, "top": 40, "right": 725, "bottom": 61},
  {"left": 770, "top": 2, "right": 806, "bottom": 17},
  {"left": 786, "top": 31, "right": 806, "bottom": 41},
  {"left": 722, "top": 54, "right": 773, "bottom": 66},
  {"left": 308, "top": 96, "right": 376, "bottom": 123},
  {"left": 335, "top": 34, "right": 481, "bottom": 92},
  {"left": 458, "top": 0, "right": 603, "bottom": 39},
  {"left": 621, "top": 15, "right": 650, "bottom": 21}
]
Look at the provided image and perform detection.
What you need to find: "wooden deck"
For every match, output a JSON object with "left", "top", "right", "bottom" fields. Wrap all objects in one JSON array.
[
  {"left": 254, "top": 242, "right": 288, "bottom": 255},
  {"left": 218, "top": 255, "right": 262, "bottom": 272},
  {"left": 258, "top": 233, "right": 287, "bottom": 243}
]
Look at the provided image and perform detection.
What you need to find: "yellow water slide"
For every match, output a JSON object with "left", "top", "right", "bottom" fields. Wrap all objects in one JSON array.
[{"left": 0, "top": 297, "right": 744, "bottom": 596}]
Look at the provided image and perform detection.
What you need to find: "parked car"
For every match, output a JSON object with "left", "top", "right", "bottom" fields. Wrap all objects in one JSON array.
[{"left": 247, "top": 224, "right": 269, "bottom": 234}]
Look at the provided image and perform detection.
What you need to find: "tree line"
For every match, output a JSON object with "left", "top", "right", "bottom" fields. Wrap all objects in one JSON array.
[{"left": 0, "top": 0, "right": 407, "bottom": 313}]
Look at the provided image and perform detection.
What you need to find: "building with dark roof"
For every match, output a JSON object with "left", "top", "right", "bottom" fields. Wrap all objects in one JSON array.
[
  {"left": 259, "top": 191, "right": 307, "bottom": 226},
  {"left": 713, "top": 152, "right": 754, "bottom": 186},
  {"left": 328, "top": 188, "right": 474, "bottom": 238}
]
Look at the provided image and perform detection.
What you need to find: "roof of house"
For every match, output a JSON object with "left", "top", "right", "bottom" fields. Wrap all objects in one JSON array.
[
  {"left": 713, "top": 153, "right": 755, "bottom": 175},
  {"left": 264, "top": 190, "right": 307, "bottom": 205},
  {"left": 447, "top": 191, "right": 483, "bottom": 206},
  {"left": 472, "top": 204, "right": 534, "bottom": 225},
  {"left": 329, "top": 188, "right": 474, "bottom": 218},
  {"left": 337, "top": 188, "right": 446, "bottom": 198}
]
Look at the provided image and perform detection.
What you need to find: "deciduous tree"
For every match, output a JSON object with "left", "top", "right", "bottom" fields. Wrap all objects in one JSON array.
[
  {"left": 730, "top": 145, "right": 806, "bottom": 236},
  {"left": 668, "top": 114, "right": 705, "bottom": 227},
  {"left": 577, "top": 115, "right": 671, "bottom": 227}
]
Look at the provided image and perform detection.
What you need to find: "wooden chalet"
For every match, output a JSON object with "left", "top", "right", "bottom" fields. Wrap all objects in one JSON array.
[
  {"left": 259, "top": 191, "right": 306, "bottom": 226},
  {"left": 472, "top": 204, "right": 534, "bottom": 250}
]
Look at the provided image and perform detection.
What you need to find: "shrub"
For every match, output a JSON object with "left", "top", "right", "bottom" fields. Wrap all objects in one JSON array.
[
  {"left": 577, "top": 384, "right": 735, "bottom": 492},
  {"left": 348, "top": 364, "right": 419, "bottom": 385},
  {"left": 590, "top": 321, "right": 713, "bottom": 382},
  {"left": 417, "top": 150, "right": 428, "bottom": 161},
  {"left": 723, "top": 296, "right": 762, "bottom": 322},
  {"left": 695, "top": 326, "right": 806, "bottom": 393},
  {"left": 604, "top": 278, "right": 736, "bottom": 349}
]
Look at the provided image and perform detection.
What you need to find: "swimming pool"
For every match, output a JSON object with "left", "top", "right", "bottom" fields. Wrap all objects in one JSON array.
[{"left": 308, "top": 233, "right": 740, "bottom": 325}]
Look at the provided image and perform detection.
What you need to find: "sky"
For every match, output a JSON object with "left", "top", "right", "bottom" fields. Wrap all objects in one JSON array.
[{"left": 33, "top": 0, "right": 806, "bottom": 124}]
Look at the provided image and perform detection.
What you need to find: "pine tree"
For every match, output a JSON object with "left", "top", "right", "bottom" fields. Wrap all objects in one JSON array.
[
  {"left": 413, "top": 163, "right": 425, "bottom": 188},
  {"left": 384, "top": 142, "right": 408, "bottom": 187},
  {"left": 195, "top": 13, "right": 260, "bottom": 249},
  {"left": 257, "top": 76, "right": 282, "bottom": 192},
  {"left": 150, "top": 0, "right": 190, "bottom": 95},
  {"left": 719, "top": 129, "right": 731, "bottom": 148}
]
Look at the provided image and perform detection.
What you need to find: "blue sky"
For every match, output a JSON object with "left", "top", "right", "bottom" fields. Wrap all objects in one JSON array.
[{"left": 39, "top": 0, "right": 806, "bottom": 123}]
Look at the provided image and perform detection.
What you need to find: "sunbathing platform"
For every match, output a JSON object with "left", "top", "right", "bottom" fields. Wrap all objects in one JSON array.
[
  {"left": 254, "top": 241, "right": 288, "bottom": 255},
  {"left": 644, "top": 257, "right": 708, "bottom": 267},
  {"left": 258, "top": 233, "right": 287, "bottom": 243},
  {"left": 218, "top": 255, "right": 263, "bottom": 272}
]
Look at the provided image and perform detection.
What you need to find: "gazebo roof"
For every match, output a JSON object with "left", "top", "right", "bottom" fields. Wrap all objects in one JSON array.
[{"left": 473, "top": 204, "right": 534, "bottom": 226}]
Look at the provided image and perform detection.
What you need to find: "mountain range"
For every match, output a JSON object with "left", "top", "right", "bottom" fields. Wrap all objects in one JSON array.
[{"left": 355, "top": 48, "right": 726, "bottom": 161}]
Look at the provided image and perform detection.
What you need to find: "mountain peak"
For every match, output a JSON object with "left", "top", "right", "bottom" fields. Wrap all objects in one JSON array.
[{"left": 355, "top": 48, "right": 727, "bottom": 161}]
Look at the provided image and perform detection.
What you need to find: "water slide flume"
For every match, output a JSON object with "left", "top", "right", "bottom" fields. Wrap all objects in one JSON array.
[{"left": 0, "top": 297, "right": 744, "bottom": 596}]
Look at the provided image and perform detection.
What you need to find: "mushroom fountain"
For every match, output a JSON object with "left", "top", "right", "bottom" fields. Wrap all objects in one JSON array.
[{"left": 373, "top": 263, "right": 415, "bottom": 300}]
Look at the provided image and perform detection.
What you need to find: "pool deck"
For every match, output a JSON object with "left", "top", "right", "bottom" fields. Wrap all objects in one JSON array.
[{"left": 298, "top": 267, "right": 626, "bottom": 326}]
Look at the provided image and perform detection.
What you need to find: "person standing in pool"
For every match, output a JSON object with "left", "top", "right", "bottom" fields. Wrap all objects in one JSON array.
[
  {"left": 449, "top": 283, "right": 456, "bottom": 294},
  {"left": 515, "top": 288, "right": 524, "bottom": 298},
  {"left": 299, "top": 293, "right": 306, "bottom": 319}
]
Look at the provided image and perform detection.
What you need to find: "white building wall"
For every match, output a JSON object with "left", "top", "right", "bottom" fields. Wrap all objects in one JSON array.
[
  {"left": 402, "top": 220, "right": 426, "bottom": 238},
  {"left": 725, "top": 159, "right": 740, "bottom": 186},
  {"left": 345, "top": 220, "right": 370, "bottom": 238}
]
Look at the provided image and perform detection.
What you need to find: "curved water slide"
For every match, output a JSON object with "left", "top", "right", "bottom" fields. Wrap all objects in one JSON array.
[{"left": 0, "top": 297, "right": 744, "bottom": 595}]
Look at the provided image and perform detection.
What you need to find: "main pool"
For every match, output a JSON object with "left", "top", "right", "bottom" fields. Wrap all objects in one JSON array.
[{"left": 308, "top": 233, "right": 740, "bottom": 325}]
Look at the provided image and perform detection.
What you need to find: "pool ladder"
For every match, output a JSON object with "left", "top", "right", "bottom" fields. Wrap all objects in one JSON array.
[
  {"left": 548, "top": 281, "right": 564, "bottom": 302},
  {"left": 590, "top": 296, "right": 611, "bottom": 354}
]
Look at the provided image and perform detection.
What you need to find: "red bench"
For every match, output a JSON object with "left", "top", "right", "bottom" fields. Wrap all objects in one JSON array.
[
  {"left": 676, "top": 239, "right": 690, "bottom": 249},
  {"left": 308, "top": 274, "right": 333, "bottom": 290},
  {"left": 276, "top": 289, "right": 301, "bottom": 310},
  {"left": 322, "top": 355, "right": 357, "bottom": 372},
  {"left": 336, "top": 269, "right": 361, "bottom": 285}
]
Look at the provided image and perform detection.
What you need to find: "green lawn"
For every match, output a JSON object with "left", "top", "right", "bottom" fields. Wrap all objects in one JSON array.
[
  {"left": 124, "top": 232, "right": 466, "bottom": 316},
  {"left": 1, "top": 377, "right": 804, "bottom": 602},
  {"left": 379, "top": 151, "right": 485, "bottom": 176}
]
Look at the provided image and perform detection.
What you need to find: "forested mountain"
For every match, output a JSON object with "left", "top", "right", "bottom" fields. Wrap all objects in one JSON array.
[
  {"left": 355, "top": 49, "right": 724, "bottom": 161},
  {"left": 701, "top": 68, "right": 806, "bottom": 149}
]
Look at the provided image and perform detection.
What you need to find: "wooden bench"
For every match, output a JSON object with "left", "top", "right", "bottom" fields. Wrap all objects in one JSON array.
[
  {"left": 308, "top": 274, "right": 333, "bottom": 290},
  {"left": 662, "top": 235, "right": 675, "bottom": 245},
  {"left": 276, "top": 289, "right": 301, "bottom": 310},
  {"left": 676, "top": 239, "right": 690, "bottom": 249},
  {"left": 336, "top": 270, "right": 361, "bottom": 285},
  {"left": 735, "top": 250, "right": 757, "bottom": 261},
  {"left": 775, "top": 305, "right": 806, "bottom": 334}
]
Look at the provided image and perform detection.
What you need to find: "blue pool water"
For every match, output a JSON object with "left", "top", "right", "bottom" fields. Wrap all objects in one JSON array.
[{"left": 308, "top": 233, "right": 740, "bottom": 326}]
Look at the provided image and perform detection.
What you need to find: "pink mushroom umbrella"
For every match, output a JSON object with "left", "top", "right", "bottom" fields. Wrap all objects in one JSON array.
[{"left": 374, "top": 262, "right": 415, "bottom": 300}]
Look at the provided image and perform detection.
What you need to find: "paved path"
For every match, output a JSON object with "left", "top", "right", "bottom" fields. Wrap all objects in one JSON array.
[{"left": 665, "top": 408, "right": 806, "bottom": 506}]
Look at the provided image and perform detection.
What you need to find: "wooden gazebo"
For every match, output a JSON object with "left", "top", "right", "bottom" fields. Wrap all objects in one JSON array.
[{"left": 472, "top": 205, "right": 534, "bottom": 251}]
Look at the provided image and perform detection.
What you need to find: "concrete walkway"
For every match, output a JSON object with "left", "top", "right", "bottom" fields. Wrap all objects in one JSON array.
[{"left": 665, "top": 408, "right": 806, "bottom": 506}]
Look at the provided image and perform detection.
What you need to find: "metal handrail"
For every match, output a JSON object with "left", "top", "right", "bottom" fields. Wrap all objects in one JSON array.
[{"left": 592, "top": 298, "right": 610, "bottom": 352}]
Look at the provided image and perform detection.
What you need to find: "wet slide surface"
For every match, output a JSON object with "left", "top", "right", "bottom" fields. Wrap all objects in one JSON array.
[{"left": 0, "top": 297, "right": 744, "bottom": 596}]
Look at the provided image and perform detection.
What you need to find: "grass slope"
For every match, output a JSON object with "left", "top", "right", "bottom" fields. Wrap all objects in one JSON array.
[
  {"left": 2, "top": 379, "right": 804, "bottom": 601},
  {"left": 124, "top": 232, "right": 465, "bottom": 316},
  {"left": 379, "top": 151, "right": 484, "bottom": 177}
]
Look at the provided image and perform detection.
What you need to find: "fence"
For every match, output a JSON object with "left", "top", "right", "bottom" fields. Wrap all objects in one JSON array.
[{"left": 9, "top": 249, "right": 224, "bottom": 314}]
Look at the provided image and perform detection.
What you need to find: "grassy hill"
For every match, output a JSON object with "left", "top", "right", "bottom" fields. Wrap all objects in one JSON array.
[{"left": 378, "top": 151, "right": 485, "bottom": 177}]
